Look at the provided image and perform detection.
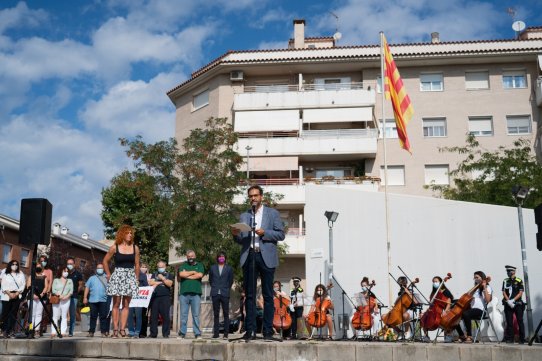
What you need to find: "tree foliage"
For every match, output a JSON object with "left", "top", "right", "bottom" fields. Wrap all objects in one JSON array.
[{"left": 426, "top": 135, "right": 542, "bottom": 208}]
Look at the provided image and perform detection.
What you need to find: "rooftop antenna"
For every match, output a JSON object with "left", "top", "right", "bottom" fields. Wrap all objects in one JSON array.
[
  {"left": 329, "top": 11, "right": 342, "bottom": 44},
  {"left": 508, "top": 7, "right": 526, "bottom": 39}
]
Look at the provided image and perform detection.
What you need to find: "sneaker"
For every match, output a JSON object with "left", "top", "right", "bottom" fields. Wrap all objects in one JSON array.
[
  {"left": 444, "top": 335, "right": 453, "bottom": 343},
  {"left": 212, "top": 334, "right": 220, "bottom": 339},
  {"left": 223, "top": 335, "right": 228, "bottom": 340},
  {"left": 195, "top": 335, "right": 201, "bottom": 340},
  {"left": 177, "top": 333, "right": 185, "bottom": 339},
  {"left": 86, "top": 332, "right": 94, "bottom": 338},
  {"left": 242, "top": 332, "right": 255, "bottom": 341},
  {"left": 263, "top": 334, "right": 276, "bottom": 342},
  {"left": 422, "top": 335, "right": 430, "bottom": 343}
]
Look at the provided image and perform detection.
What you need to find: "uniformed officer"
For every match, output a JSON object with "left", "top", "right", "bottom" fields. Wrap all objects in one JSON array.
[
  {"left": 288, "top": 276, "right": 305, "bottom": 339},
  {"left": 502, "top": 265, "right": 525, "bottom": 344}
]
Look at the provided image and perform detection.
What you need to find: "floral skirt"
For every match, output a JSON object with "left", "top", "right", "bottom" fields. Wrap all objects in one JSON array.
[{"left": 107, "top": 267, "right": 138, "bottom": 298}]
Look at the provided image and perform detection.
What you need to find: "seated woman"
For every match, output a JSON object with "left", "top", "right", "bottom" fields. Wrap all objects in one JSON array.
[
  {"left": 420, "top": 276, "right": 453, "bottom": 342},
  {"left": 351, "top": 277, "right": 379, "bottom": 336},
  {"left": 304, "top": 284, "right": 334, "bottom": 340},
  {"left": 455, "top": 271, "right": 492, "bottom": 343},
  {"left": 382, "top": 276, "right": 420, "bottom": 337}
]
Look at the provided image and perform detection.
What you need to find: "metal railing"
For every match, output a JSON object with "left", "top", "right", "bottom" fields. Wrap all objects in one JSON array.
[
  {"left": 302, "top": 129, "right": 378, "bottom": 138},
  {"left": 241, "top": 82, "right": 367, "bottom": 93},
  {"left": 286, "top": 228, "right": 306, "bottom": 236},
  {"left": 241, "top": 176, "right": 381, "bottom": 186},
  {"left": 244, "top": 178, "right": 301, "bottom": 186}
]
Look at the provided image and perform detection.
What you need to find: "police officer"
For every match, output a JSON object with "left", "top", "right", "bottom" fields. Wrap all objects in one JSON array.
[
  {"left": 288, "top": 276, "right": 305, "bottom": 339},
  {"left": 502, "top": 265, "right": 525, "bottom": 344}
]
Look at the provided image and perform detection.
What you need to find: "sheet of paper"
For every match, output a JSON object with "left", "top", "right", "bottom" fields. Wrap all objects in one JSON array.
[{"left": 230, "top": 223, "right": 252, "bottom": 232}]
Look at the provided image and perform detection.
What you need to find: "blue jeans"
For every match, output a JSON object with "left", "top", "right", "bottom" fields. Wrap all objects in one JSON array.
[
  {"left": 69, "top": 296, "right": 77, "bottom": 335},
  {"left": 179, "top": 293, "right": 201, "bottom": 336},
  {"left": 127, "top": 307, "right": 143, "bottom": 336}
]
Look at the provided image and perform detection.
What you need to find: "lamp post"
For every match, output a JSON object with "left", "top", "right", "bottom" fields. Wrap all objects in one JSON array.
[
  {"left": 324, "top": 211, "right": 339, "bottom": 279},
  {"left": 512, "top": 185, "right": 534, "bottom": 337},
  {"left": 245, "top": 145, "right": 252, "bottom": 179}
]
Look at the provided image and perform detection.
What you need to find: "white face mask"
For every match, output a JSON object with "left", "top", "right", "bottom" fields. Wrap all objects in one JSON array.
[
  {"left": 433, "top": 282, "right": 440, "bottom": 288},
  {"left": 273, "top": 287, "right": 279, "bottom": 292},
  {"left": 317, "top": 290, "right": 323, "bottom": 296},
  {"left": 11, "top": 265, "right": 18, "bottom": 272},
  {"left": 141, "top": 268, "right": 148, "bottom": 273},
  {"left": 62, "top": 272, "right": 69, "bottom": 278},
  {"left": 361, "top": 286, "right": 368, "bottom": 292}
]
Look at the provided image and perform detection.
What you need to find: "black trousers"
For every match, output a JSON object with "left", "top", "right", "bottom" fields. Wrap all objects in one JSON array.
[
  {"left": 290, "top": 306, "right": 304, "bottom": 338},
  {"left": 1, "top": 298, "right": 22, "bottom": 334},
  {"left": 89, "top": 301, "right": 110, "bottom": 333},
  {"left": 140, "top": 307, "right": 149, "bottom": 336},
  {"left": 504, "top": 303, "right": 525, "bottom": 342},
  {"left": 212, "top": 294, "right": 230, "bottom": 336},
  {"left": 455, "top": 308, "right": 483, "bottom": 337},
  {"left": 150, "top": 296, "right": 170, "bottom": 337}
]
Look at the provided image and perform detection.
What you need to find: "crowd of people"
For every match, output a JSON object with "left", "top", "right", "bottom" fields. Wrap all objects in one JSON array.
[{"left": 0, "top": 186, "right": 530, "bottom": 344}]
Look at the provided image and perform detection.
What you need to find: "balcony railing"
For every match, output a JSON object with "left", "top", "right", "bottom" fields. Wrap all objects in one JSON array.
[
  {"left": 243, "top": 178, "right": 301, "bottom": 186},
  {"left": 302, "top": 129, "right": 378, "bottom": 138},
  {"left": 241, "top": 176, "right": 381, "bottom": 186},
  {"left": 240, "top": 82, "right": 367, "bottom": 94},
  {"left": 286, "top": 227, "right": 305, "bottom": 236}
]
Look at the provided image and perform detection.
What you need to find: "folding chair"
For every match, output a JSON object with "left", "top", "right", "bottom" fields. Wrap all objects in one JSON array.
[{"left": 473, "top": 302, "right": 500, "bottom": 344}]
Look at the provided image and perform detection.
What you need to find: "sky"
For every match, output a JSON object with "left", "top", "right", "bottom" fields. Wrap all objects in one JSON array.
[{"left": 1, "top": 0, "right": 541, "bottom": 240}]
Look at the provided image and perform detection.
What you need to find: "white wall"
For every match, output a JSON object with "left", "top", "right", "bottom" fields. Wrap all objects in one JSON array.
[{"left": 305, "top": 185, "right": 542, "bottom": 336}]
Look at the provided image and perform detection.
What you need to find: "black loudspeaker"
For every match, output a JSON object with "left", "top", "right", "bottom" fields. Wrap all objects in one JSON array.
[
  {"left": 535, "top": 203, "right": 542, "bottom": 225},
  {"left": 19, "top": 198, "right": 53, "bottom": 246}
]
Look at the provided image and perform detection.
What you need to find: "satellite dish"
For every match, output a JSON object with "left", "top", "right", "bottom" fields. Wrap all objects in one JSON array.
[
  {"left": 333, "top": 32, "right": 342, "bottom": 41},
  {"left": 512, "top": 20, "right": 526, "bottom": 32}
]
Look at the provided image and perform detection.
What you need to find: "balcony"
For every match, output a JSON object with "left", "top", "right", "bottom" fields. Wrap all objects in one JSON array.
[
  {"left": 283, "top": 228, "right": 305, "bottom": 256},
  {"left": 233, "top": 177, "right": 380, "bottom": 205},
  {"left": 236, "top": 129, "right": 378, "bottom": 157},
  {"left": 233, "top": 83, "right": 376, "bottom": 111},
  {"left": 536, "top": 77, "right": 542, "bottom": 107}
]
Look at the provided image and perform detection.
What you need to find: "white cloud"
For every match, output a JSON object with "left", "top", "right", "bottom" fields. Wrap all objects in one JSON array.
[
  {"left": 258, "top": 40, "right": 288, "bottom": 50},
  {"left": 251, "top": 8, "right": 293, "bottom": 29},
  {"left": 0, "top": 1, "right": 48, "bottom": 34}
]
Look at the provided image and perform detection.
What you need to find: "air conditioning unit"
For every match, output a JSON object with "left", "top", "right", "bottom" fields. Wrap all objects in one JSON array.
[{"left": 230, "top": 70, "right": 244, "bottom": 81}]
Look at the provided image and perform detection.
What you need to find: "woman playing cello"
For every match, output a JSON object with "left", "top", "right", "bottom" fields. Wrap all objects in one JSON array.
[
  {"left": 454, "top": 271, "right": 493, "bottom": 343},
  {"left": 351, "top": 277, "right": 379, "bottom": 336},
  {"left": 304, "top": 284, "right": 334, "bottom": 340},
  {"left": 382, "top": 276, "right": 420, "bottom": 337},
  {"left": 272, "top": 281, "right": 292, "bottom": 336},
  {"left": 420, "top": 276, "right": 453, "bottom": 342}
]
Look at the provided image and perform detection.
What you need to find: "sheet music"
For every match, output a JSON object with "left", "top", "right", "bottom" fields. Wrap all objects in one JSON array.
[{"left": 230, "top": 223, "right": 251, "bottom": 232}]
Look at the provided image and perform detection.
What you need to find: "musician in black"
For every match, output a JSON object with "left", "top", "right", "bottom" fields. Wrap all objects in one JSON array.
[
  {"left": 502, "top": 265, "right": 525, "bottom": 344},
  {"left": 288, "top": 277, "right": 304, "bottom": 339}
]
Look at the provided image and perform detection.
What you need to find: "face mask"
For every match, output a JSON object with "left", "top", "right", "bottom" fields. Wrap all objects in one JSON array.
[
  {"left": 141, "top": 268, "right": 148, "bottom": 273},
  {"left": 273, "top": 287, "right": 279, "bottom": 292},
  {"left": 158, "top": 268, "right": 166, "bottom": 273},
  {"left": 433, "top": 282, "right": 440, "bottom": 288},
  {"left": 36, "top": 267, "right": 43, "bottom": 273},
  {"left": 96, "top": 269, "right": 104, "bottom": 275},
  {"left": 41, "top": 261, "right": 47, "bottom": 267},
  {"left": 62, "top": 272, "right": 69, "bottom": 278},
  {"left": 67, "top": 264, "right": 74, "bottom": 270},
  {"left": 317, "top": 290, "right": 323, "bottom": 296},
  {"left": 361, "top": 286, "right": 368, "bottom": 292},
  {"left": 507, "top": 271, "right": 514, "bottom": 277},
  {"left": 11, "top": 265, "right": 18, "bottom": 272},
  {"left": 474, "top": 279, "right": 481, "bottom": 285},
  {"left": 218, "top": 257, "right": 226, "bottom": 264},
  {"left": 187, "top": 258, "right": 195, "bottom": 264}
]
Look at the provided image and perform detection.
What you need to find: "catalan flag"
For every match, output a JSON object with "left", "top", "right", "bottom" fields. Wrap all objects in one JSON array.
[{"left": 383, "top": 34, "right": 414, "bottom": 152}]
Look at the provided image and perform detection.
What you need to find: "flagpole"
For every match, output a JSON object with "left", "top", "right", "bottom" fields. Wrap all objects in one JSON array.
[{"left": 380, "top": 31, "right": 393, "bottom": 304}]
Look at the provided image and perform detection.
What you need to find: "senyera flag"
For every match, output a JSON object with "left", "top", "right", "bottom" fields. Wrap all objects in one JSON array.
[{"left": 383, "top": 34, "right": 414, "bottom": 153}]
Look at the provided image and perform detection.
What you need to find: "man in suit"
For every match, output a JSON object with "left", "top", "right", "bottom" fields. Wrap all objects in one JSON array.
[
  {"left": 209, "top": 251, "right": 234, "bottom": 339},
  {"left": 231, "top": 185, "right": 285, "bottom": 341}
]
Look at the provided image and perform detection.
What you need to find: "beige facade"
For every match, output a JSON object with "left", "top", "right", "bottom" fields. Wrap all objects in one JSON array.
[{"left": 167, "top": 21, "right": 542, "bottom": 329}]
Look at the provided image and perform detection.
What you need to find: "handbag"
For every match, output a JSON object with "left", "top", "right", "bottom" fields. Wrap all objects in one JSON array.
[{"left": 50, "top": 280, "right": 67, "bottom": 305}]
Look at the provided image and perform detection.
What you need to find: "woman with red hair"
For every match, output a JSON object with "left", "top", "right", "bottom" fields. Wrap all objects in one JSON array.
[{"left": 103, "top": 225, "right": 140, "bottom": 338}]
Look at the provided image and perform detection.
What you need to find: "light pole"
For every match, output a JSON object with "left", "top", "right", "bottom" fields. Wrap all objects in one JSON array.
[
  {"left": 324, "top": 211, "right": 339, "bottom": 279},
  {"left": 512, "top": 185, "right": 534, "bottom": 337},
  {"left": 245, "top": 145, "right": 252, "bottom": 179}
]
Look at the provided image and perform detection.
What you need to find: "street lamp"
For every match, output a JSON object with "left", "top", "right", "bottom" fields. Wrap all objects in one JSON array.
[
  {"left": 511, "top": 185, "right": 534, "bottom": 337},
  {"left": 324, "top": 211, "right": 339, "bottom": 278},
  {"left": 245, "top": 145, "right": 252, "bottom": 179}
]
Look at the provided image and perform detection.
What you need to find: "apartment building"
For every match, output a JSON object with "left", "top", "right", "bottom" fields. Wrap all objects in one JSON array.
[{"left": 167, "top": 20, "right": 542, "bottom": 294}]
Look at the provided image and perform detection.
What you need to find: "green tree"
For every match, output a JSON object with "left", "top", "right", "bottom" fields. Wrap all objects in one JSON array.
[{"left": 426, "top": 135, "right": 542, "bottom": 208}]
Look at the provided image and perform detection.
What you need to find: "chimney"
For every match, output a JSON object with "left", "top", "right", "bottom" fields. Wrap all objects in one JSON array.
[
  {"left": 81, "top": 233, "right": 89, "bottom": 240},
  {"left": 431, "top": 32, "right": 440, "bottom": 44},
  {"left": 53, "top": 223, "right": 61, "bottom": 235},
  {"left": 293, "top": 19, "right": 305, "bottom": 49}
]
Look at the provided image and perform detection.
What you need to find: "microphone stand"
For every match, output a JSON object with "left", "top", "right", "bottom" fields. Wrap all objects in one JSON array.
[
  {"left": 330, "top": 275, "right": 357, "bottom": 341},
  {"left": 388, "top": 273, "right": 413, "bottom": 342},
  {"left": 249, "top": 204, "right": 257, "bottom": 341}
]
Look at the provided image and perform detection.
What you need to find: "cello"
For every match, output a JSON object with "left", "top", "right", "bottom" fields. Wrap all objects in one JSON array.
[
  {"left": 306, "top": 283, "right": 334, "bottom": 328},
  {"left": 352, "top": 280, "right": 377, "bottom": 330},
  {"left": 440, "top": 276, "right": 491, "bottom": 332},
  {"left": 420, "top": 273, "right": 452, "bottom": 331},
  {"left": 273, "top": 293, "right": 292, "bottom": 332},
  {"left": 382, "top": 278, "right": 419, "bottom": 328}
]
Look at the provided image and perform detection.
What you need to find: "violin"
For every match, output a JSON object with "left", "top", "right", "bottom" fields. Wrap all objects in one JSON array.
[
  {"left": 420, "top": 273, "right": 452, "bottom": 331},
  {"left": 382, "top": 277, "right": 419, "bottom": 328},
  {"left": 273, "top": 293, "right": 292, "bottom": 331},
  {"left": 306, "top": 283, "right": 333, "bottom": 328},
  {"left": 440, "top": 276, "right": 491, "bottom": 332},
  {"left": 352, "top": 280, "right": 377, "bottom": 331}
]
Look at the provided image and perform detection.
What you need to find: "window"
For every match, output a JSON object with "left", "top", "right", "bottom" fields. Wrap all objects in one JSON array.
[
  {"left": 2, "top": 245, "right": 12, "bottom": 263},
  {"left": 192, "top": 89, "right": 209, "bottom": 111},
  {"left": 380, "top": 165, "right": 405, "bottom": 186},
  {"left": 314, "top": 77, "right": 351, "bottom": 90},
  {"left": 424, "top": 165, "right": 449, "bottom": 185},
  {"left": 465, "top": 71, "right": 489, "bottom": 90},
  {"left": 315, "top": 169, "right": 352, "bottom": 178},
  {"left": 468, "top": 116, "right": 493, "bottom": 136},
  {"left": 503, "top": 70, "right": 527, "bottom": 89},
  {"left": 420, "top": 73, "right": 443, "bottom": 91},
  {"left": 201, "top": 281, "right": 211, "bottom": 303},
  {"left": 376, "top": 76, "right": 382, "bottom": 93},
  {"left": 507, "top": 115, "right": 531, "bottom": 135},
  {"left": 379, "top": 119, "right": 398, "bottom": 139},
  {"left": 423, "top": 117, "right": 447, "bottom": 137},
  {"left": 21, "top": 249, "right": 30, "bottom": 267}
]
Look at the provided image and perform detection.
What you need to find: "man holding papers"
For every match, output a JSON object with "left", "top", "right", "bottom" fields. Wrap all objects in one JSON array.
[{"left": 231, "top": 185, "right": 285, "bottom": 342}]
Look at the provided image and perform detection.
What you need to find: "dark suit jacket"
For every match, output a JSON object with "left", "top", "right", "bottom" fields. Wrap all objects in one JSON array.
[
  {"left": 234, "top": 205, "right": 285, "bottom": 268},
  {"left": 209, "top": 264, "right": 234, "bottom": 298}
]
